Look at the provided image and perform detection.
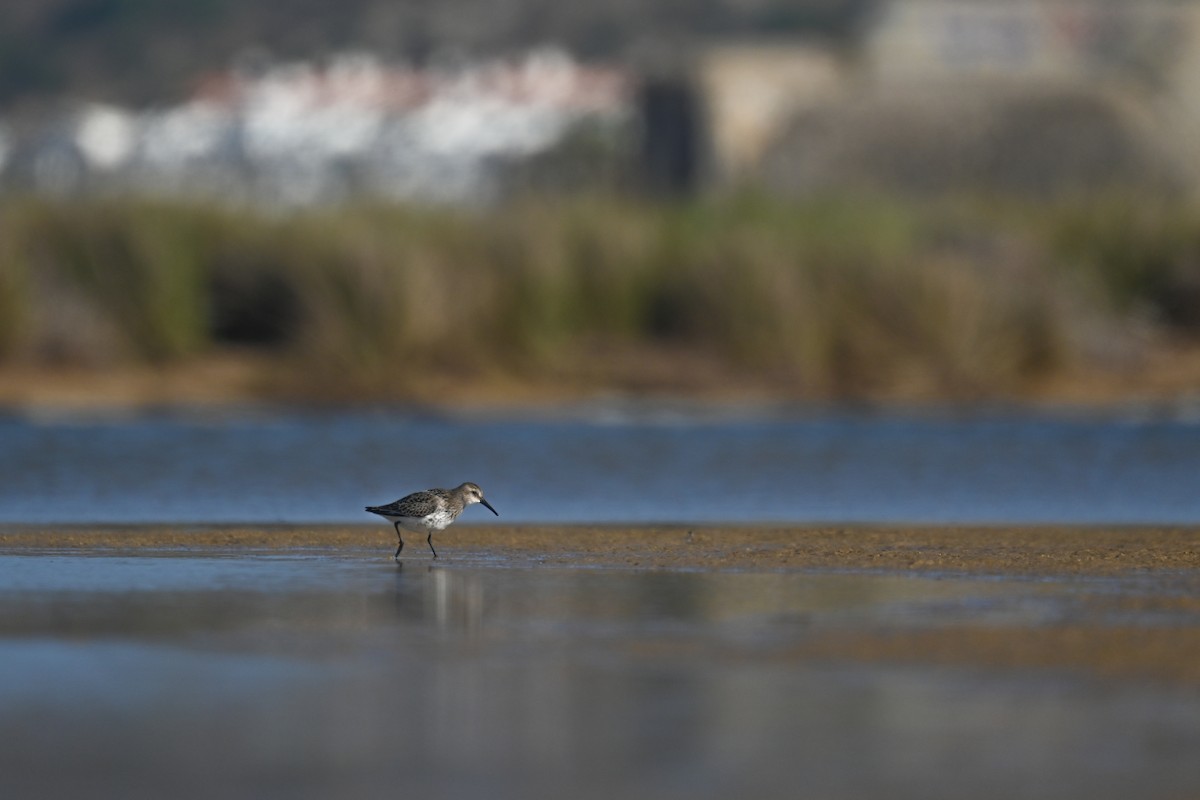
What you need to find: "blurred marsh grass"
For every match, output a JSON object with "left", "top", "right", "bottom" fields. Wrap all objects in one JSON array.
[{"left": 0, "top": 192, "right": 1195, "bottom": 402}]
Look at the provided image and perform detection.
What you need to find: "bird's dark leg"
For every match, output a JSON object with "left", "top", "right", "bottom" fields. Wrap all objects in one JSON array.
[
  {"left": 393, "top": 522, "right": 405, "bottom": 559},
  {"left": 427, "top": 532, "right": 438, "bottom": 559}
]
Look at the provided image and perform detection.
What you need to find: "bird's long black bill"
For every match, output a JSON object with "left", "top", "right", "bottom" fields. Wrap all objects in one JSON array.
[{"left": 481, "top": 499, "right": 499, "bottom": 516}]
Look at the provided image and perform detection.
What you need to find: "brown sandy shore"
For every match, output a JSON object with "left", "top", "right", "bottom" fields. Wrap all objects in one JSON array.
[
  {"left": 6, "top": 342, "right": 1200, "bottom": 412},
  {"left": 4, "top": 524, "right": 1198, "bottom": 575},
  {"left": 5, "top": 524, "right": 1200, "bottom": 684}
]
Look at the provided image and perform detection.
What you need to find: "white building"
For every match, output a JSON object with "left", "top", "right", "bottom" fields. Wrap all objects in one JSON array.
[{"left": 6, "top": 48, "right": 630, "bottom": 206}]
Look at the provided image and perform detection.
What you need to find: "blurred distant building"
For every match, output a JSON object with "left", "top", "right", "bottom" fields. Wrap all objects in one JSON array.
[
  {"left": 635, "top": 43, "right": 845, "bottom": 195},
  {"left": 698, "top": 43, "right": 846, "bottom": 188},
  {"left": 867, "top": 0, "right": 1183, "bottom": 84},
  {"left": 644, "top": 0, "right": 1200, "bottom": 197},
  {"left": 7, "top": 3, "right": 1200, "bottom": 204},
  {"left": 0, "top": 48, "right": 630, "bottom": 206},
  {"left": 859, "top": 0, "right": 1200, "bottom": 191}
]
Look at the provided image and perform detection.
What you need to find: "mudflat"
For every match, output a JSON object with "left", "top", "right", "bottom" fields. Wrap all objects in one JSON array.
[
  {"left": 4, "top": 524, "right": 1200, "bottom": 799},
  {"left": 4, "top": 524, "right": 1198, "bottom": 575},
  {"left": 5, "top": 524, "right": 1199, "bottom": 685}
]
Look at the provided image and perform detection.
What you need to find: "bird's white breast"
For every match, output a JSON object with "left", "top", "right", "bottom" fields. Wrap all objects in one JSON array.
[
  {"left": 386, "top": 509, "right": 456, "bottom": 532},
  {"left": 422, "top": 509, "right": 458, "bottom": 530}
]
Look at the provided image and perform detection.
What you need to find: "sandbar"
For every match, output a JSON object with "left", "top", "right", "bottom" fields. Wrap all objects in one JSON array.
[
  {"left": 3, "top": 524, "right": 1197, "bottom": 576},
  {"left": 4, "top": 524, "right": 1199, "bottom": 684}
]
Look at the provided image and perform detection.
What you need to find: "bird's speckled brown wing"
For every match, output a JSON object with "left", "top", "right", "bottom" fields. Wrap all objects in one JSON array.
[{"left": 366, "top": 488, "right": 449, "bottom": 519}]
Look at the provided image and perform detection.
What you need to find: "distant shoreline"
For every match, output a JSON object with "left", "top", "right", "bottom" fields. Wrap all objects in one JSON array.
[{"left": 4, "top": 347, "right": 1200, "bottom": 417}]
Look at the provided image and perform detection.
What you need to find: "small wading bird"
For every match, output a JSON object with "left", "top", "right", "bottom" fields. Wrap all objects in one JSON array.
[{"left": 366, "top": 482, "right": 498, "bottom": 559}]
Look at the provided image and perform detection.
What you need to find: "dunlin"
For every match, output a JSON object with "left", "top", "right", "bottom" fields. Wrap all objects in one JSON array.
[{"left": 366, "top": 482, "right": 498, "bottom": 559}]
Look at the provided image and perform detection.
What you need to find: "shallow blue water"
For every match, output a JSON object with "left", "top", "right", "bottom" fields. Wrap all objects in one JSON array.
[
  {"left": 2, "top": 552, "right": 1199, "bottom": 800},
  {"left": 2, "top": 409, "right": 1199, "bottom": 524}
]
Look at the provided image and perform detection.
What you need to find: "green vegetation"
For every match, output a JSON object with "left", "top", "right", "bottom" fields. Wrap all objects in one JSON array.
[{"left": 1, "top": 192, "right": 1198, "bottom": 403}]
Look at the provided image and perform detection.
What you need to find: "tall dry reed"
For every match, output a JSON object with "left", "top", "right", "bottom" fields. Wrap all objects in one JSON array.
[{"left": 0, "top": 192, "right": 1189, "bottom": 401}]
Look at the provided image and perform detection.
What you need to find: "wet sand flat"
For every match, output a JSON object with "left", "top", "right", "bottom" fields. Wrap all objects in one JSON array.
[
  {"left": 4, "top": 523, "right": 1198, "bottom": 575},
  {"left": 4, "top": 525, "right": 1200, "bottom": 799},
  {"left": 3, "top": 524, "right": 1200, "bottom": 685}
]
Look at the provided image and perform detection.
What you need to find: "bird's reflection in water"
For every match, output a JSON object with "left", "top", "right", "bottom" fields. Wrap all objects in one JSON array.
[
  {"left": 390, "top": 563, "right": 485, "bottom": 634},
  {"left": 428, "top": 567, "right": 485, "bottom": 633}
]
